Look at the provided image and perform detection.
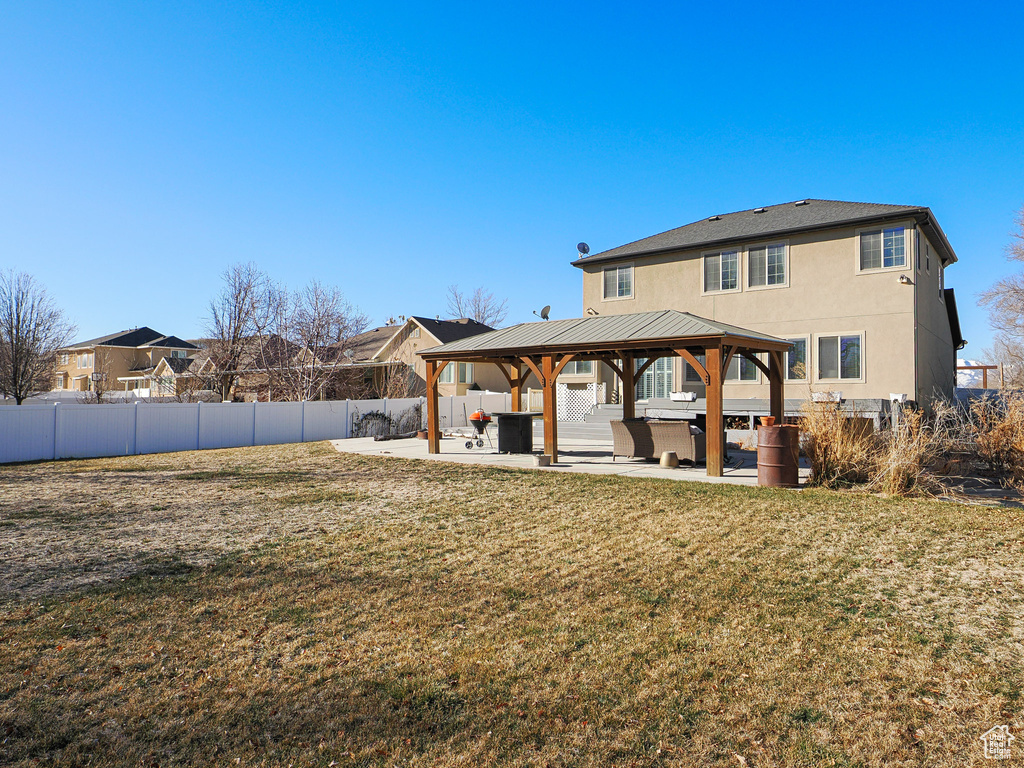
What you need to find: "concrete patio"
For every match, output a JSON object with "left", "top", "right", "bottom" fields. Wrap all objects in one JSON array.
[{"left": 331, "top": 421, "right": 811, "bottom": 488}]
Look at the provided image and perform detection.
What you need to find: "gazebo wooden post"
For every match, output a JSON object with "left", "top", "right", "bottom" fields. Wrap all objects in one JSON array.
[
  {"left": 510, "top": 360, "right": 524, "bottom": 412},
  {"left": 769, "top": 350, "right": 784, "bottom": 423},
  {"left": 705, "top": 344, "right": 724, "bottom": 477},
  {"left": 542, "top": 355, "right": 558, "bottom": 462},
  {"left": 620, "top": 353, "right": 635, "bottom": 419},
  {"left": 425, "top": 359, "right": 441, "bottom": 454}
]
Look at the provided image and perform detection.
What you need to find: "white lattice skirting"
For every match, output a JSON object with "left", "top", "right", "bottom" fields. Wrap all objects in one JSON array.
[{"left": 556, "top": 383, "right": 606, "bottom": 421}]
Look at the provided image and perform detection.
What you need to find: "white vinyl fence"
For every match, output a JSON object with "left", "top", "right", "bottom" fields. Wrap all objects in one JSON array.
[{"left": 0, "top": 392, "right": 512, "bottom": 464}]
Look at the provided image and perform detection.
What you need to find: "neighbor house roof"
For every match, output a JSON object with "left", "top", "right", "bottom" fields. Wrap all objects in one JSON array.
[
  {"left": 573, "top": 199, "right": 958, "bottom": 267},
  {"left": 161, "top": 357, "right": 195, "bottom": 374},
  {"left": 409, "top": 317, "right": 495, "bottom": 344},
  {"left": 66, "top": 327, "right": 198, "bottom": 350},
  {"left": 141, "top": 335, "right": 198, "bottom": 350},
  {"left": 418, "top": 310, "right": 788, "bottom": 360},
  {"left": 945, "top": 289, "right": 965, "bottom": 349}
]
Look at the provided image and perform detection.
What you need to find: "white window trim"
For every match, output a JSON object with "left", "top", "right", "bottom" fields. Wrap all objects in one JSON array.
[
  {"left": 601, "top": 263, "right": 635, "bottom": 302},
  {"left": 701, "top": 249, "right": 742, "bottom": 296},
  {"left": 855, "top": 223, "right": 911, "bottom": 275},
  {"left": 813, "top": 331, "right": 866, "bottom": 384},
  {"left": 784, "top": 335, "right": 810, "bottom": 382},
  {"left": 745, "top": 240, "right": 790, "bottom": 291}
]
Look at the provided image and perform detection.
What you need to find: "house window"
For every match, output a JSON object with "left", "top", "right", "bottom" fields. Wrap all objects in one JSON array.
[
  {"left": 860, "top": 227, "right": 905, "bottom": 270},
  {"left": 748, "top": 244, "right": 786, "bottom": 287},
  {"left": 563, "top": 360, "right": 593, "bottom": 375},
  {"left": 635, "top": 357, "right": 673, "bottom": 400},
  {"left": 818, "top": 334, "right": 862, "bottom": 380},
  {"left": 704, "top": 250, "right": 739, "bottom": 292},
  {"left": 410, "top": 327, "right": 420, "bottom": 338},
  {"left": 786, "top": 339, "right": 807, "bottom": 381},
  {"left": 171, "top": 350, "right": 187, "bottom": 359},
  {"left": 924, "top": 241, "right": 931, "bottom": 271},
  {"left": 603, "top": 265, "right": 633, "bottom": 299},
  {"left": 725, "top": 355, "right": 759, "bottom": 382},
  {"left": 938, "top": 265, "right": 944, "bottom": 299},
  {"left": 59, "top": 353, "right": 69, "bottom": 365},
  {"left": 684, "top": 353, "right": 706, "bottom": 383},
  {"left": 439, "top": 362, "right": 473, "bottom": 384},
  {"left": 77, "top": 353, "right": 93, "bottom": 369}
]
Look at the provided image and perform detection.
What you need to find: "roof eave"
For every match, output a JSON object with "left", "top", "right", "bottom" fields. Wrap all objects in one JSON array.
[{"left": 571, "top": 208, "right": 934, "bottom": 268}]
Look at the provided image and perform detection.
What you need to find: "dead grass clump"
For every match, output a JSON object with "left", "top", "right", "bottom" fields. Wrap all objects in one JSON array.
[
  {"left": 866, "top": 408, "right": 943, "bottom": 496},
  {"left": 799, "top": 401, "right": 874, "bottom": 488},
  {"left": 969, "top": 391, "right": 1024, "bottom": 486}
]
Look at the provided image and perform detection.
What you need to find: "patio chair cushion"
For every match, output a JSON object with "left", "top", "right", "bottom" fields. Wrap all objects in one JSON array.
[{"left": 610, "top": 419, "right": 706, "bottom": 464}]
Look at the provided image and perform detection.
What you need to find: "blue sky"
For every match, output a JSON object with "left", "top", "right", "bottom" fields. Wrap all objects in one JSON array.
[{"left": 1, "top": 2, "right": 1022, "bottom": 355}]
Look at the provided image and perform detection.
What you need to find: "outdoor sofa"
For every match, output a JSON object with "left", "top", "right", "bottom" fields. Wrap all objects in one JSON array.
[{"left": 610, "top": 418, "right": 706, "bottom": 464}]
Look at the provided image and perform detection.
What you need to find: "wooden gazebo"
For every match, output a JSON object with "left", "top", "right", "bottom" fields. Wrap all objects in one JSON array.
[{"left": 417, "top": 310, "right": 792, "bottom": 476}]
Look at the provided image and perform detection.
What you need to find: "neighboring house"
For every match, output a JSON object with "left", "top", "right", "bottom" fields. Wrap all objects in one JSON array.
[
  {"left": 150, "top": 354, "right": 217, "bottom": 399},
  {"left": 572, "top": 199, "right": 964, "bottom": 405},
  {"left": 343, "top": 316, "right": 502, "bottom": 396},
  {"left": 54, "top": 328, "right": 199, "bottom": 396}
]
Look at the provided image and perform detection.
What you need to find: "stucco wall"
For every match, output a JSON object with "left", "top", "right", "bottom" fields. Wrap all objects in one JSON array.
[{"left": 578, "top": 220, "right": 950, "bottom": 401}]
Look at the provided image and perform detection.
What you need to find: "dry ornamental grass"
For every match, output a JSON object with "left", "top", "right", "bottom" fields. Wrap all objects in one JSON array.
[{"left": 1, "top": 442, "right": 1022, "bottom": 766}]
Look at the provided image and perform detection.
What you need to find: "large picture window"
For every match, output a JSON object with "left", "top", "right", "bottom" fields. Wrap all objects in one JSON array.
[
  {"left": 703, "top": 250, "right": 739, "bottom": 292},
  {"left": 748, "top": 244, "right": 786, "bottom": 287},
  {"left": 603, "top": 265, "right": 633, "bottom": 299},
  {"left": 860, "top": 227, "right": 905, "bottom": 270},
  {"left": 818, "top": 334, "right": 862, "bottom": 380}
]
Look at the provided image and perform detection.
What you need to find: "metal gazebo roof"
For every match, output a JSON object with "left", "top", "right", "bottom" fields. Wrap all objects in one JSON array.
[{"left": 418, "top": 310, "right": 790, "bottom": 360}]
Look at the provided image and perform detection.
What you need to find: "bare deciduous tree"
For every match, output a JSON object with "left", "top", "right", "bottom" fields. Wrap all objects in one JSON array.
[
  {"left": 260, "top": 280, "right": 368, "bottom": 401},
  {"left": 205, "top": 263, "right": 274, "bottom": 401},
  {"left": 77, "top": 346, "right": 122, "bottom": 404},
  {"left": 981, "top": 206, "right": 1024, "bottom": 388},
  {"left": 0, "top": 271, "right": 75, "bottom": 404},
  {"left": 445, "top": 285, "right": 508, "bottom": 327}
]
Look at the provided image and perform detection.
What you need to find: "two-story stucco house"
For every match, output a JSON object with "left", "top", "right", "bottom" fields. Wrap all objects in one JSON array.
[
  {"left": 573, "top": 199, "right": 964, "bottom": 406},
  {"left": 54, "top": 327, "right": 199, "bottom": 395}
]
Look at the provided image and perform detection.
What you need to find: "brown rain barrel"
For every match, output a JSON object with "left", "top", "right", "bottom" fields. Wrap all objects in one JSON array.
[{"left": 757, "top": 425, "right": 800, "bottom": 487}]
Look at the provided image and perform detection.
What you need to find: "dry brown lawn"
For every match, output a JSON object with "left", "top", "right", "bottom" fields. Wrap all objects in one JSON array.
[{"left": 1, "top": 442, "right": 1022, "bottom": 767}]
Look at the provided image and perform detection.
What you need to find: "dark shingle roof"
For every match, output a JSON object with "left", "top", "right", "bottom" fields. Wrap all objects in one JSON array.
[
  {"left": 411, "top": 317, "right": 495, "bottom": 344},
  {"left": 162, "top": 357, "right": 195, "bottom": 374},
  {"left": 68, "top": 327, "right": 165, "bottom": 349},
  {"left": 141, "top": 335, "right": 199, "bottom": 350},
  {"left": 573, "top": 199, "right": 957, "bottom": 266}
]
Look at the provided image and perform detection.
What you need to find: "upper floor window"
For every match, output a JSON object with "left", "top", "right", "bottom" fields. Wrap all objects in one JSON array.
[
  {"left": 59, "top": 353, "right": 69, "bottom": 365},
  {"left": 703, "top": 250, "right": 739, "bottom": 292},
  {"left": 818, "top": 334, "right": 862, "bottom": 380},
  {"left": 171, "top": 350, "right": 187, "bottom": 359},
  {"left": 786, "top": 339, "right": 807, "bottom": 380},
  {"left": 938, "top": 264, "right": 944, "bottom": 299},
  {"left": 410, "top": 327, "right": 420, "bottom": 338},
  {"left": 748, "top": 244, "right": 786, "bottom": 287},
  {"left": 603, "top": 265, "right": 633, "bottom": 299},
  {"left": 860, "top": 227, "right": 905, "bottom": 270},
  {"left": 77, "top": 353, "right": 94, "bottom": 369},
  {"left": 562, "top": 360, "right": 593, "bottom": 376}
]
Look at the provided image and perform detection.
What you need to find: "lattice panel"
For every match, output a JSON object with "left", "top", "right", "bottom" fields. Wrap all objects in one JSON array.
[{"left": 556, "top": 383, "right": 602, "bottom": 421}]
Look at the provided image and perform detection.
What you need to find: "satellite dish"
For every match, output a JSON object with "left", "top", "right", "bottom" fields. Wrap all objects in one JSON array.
[
  {"left": 577, "top": 242, "right": 590, "bottom": 256},
  {"left": 533, "top": 305, "right": 551, "bottom": 321}
]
